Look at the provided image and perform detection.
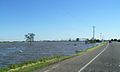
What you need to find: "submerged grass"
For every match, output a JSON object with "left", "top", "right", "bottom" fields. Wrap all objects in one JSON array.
[{"left": 0, "top": 42, "right": 107, "bottom": 72}]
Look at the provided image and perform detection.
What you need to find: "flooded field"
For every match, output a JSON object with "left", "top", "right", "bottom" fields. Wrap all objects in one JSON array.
[{"left": 0, "top": 41, "right": 97, "bottom": 68}]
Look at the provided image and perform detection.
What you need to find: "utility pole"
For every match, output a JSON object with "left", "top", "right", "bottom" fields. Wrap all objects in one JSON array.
[
  {"left": 100, "top": 33, "right": 104, "bottom": 42},
  {"left": 100, "top": 33, "right": 102, "bottom": 40},
  {"left": 93, "top": 26, "right": 95, "bottom": 40}
]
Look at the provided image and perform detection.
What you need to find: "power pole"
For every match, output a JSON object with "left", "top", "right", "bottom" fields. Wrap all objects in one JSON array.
[
  {"left": 93, "top": 26, "right": 95, "bottom": 40},
  {"left": 100, "top": 33, "right": 102, "bottom": 40}
]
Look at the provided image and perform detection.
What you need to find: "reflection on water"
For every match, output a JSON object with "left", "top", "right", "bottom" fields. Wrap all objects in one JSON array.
[{"left": 0, "top": 41, "right": 97, "bottom": 68}]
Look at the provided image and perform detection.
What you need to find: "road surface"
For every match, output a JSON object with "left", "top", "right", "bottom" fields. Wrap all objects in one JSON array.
[{"left": 34, "top": 42, "right": 120, "bottom": 72}]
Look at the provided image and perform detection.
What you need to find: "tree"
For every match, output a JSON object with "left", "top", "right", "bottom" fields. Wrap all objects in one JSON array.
[
  {"left": 95, "top": 39, "right": 101, "bottom": 42},
  {"left": 114, "top": 39, "right": 117, "bottom": 41},
  {"left": 68, "top": 38, "right": 72, "bottom": 41},
  {"left": 111, "top": 39, "right": 114, "bottom": 41},
  {"left": 76, "top": 38, "right": 80, "bottom": 41},
  {"left": 85, "top": 39, "right": 89, "bottom": 44},
  {"left": 111, "top": 39, "right": 117, "bottom": 41},
  {"left": 118, "top": 39, "right": 120, "bottom": 42},
  {"left": 25, "top": 33, "right": 35, "bottom": 45}
]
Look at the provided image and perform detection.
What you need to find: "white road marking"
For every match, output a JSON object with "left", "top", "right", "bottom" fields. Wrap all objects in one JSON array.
[
  {"left": 44, "top": 64, "right": 59, "bottom": 72},
  {"left": 118, "top": 65, "right": 120, "bottom": 67},
  {"left": 78, "top": 43, "right": 109, "bottom": 72},
  {"left": 52, "top": 64, "right": 59, "bottom": 69},
  {"left": 44, "top": 70, "right": 50, "bottom": 72}
]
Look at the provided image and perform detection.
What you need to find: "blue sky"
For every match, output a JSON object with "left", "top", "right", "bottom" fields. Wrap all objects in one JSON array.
[{"left": 0, "top": 0, "right": 120, "bottom": 41}]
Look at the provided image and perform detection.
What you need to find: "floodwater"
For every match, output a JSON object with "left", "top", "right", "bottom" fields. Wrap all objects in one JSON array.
[{"left": 0, "top": 41, "right": 97, "bottom": 68}]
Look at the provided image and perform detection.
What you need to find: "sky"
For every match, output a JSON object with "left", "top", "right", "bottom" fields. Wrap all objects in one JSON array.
[{"left": 1, "top": 0, "right": 120, "bottom": 41}]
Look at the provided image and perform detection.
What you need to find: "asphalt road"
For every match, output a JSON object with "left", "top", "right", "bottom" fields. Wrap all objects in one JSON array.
[{"left": 34, "top": 42, "right": 120, "bottom": 72}]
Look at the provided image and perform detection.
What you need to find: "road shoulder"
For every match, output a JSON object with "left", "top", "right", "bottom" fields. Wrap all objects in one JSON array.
[{"left": 34, "top": 43, "right": 107, "bottom": 72}]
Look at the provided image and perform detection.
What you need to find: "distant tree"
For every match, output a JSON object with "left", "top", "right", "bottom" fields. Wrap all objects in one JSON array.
[
  {"left": 111, "top": 39, "right": 117, "bottom": 41},
  {"left": 114, "top": 39, "right": 117, "bottom": 41},
  {"left": 76, "top": 38, "right": 80, "bottom": 41},
  {"left": 25, "top": 33, "right": 35, "bottom": 45},
  {"left": 68, "top": 38, "right": 72, "bottom": 41},
  {"left": 111, "top": 39, "right": 114, "bottom": 41},
  {"left": 118, "top": 39, "right": 120, "bottom": 42},
  {"left": 95, "top": 39, "right": 101, "bottom": 42},
  {"left": 85, "top": 39, "right": 89, "bottom": 44},
  {"left": 89, "top": 39, "right": 96, "bottom": 43}
]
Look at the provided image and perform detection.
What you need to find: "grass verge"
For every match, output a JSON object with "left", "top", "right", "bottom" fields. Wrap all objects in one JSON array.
[{"left": 0, "top": 42, "right": 107, "bottom": 72}]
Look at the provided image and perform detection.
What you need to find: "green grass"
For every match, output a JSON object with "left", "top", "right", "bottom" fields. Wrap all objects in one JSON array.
[
  {"left": 86, "top": 42, "right": 107, "bottom": 51},
  {"left": 0, "top": 42, "right": 107, "bottom": 72}
]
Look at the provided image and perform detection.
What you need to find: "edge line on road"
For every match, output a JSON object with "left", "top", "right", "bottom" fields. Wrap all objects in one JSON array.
[{"left": 78, "top": 43, "right": 109, "bottom": 72}]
